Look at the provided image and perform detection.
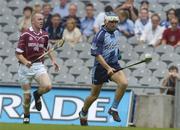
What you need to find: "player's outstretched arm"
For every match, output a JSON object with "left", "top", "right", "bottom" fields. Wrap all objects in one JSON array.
[{"left": 48, "top": 51, "right": 60, "bottom": 72}]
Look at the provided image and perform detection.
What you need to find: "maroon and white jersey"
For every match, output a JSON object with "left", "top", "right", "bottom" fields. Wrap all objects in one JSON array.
[{"left": 16, "top": 27, "right": 49, "bottom": 62}]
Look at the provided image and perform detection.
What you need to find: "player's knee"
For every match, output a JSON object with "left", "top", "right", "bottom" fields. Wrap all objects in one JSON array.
[
  {"left": 117, "top": 81, "right": 128, "bottom": 90},
  {"left": 122, "top": 81, "right": 128, "bottom": 89},
  {"left": 46, "top": 85, "right": 52, "bottom": 92}
]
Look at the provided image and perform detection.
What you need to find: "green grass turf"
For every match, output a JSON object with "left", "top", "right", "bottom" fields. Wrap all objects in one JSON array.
[{"left": 0, "top": 123, "right": 178, "bottom": 130}]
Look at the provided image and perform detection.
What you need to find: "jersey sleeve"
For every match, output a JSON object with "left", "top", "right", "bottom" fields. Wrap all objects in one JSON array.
[
  {"left": 91, "top": 31, "right": 105, "bottom": 56},
  {"left": 15, "top": 33, "right": 26, "bottom": 54}
]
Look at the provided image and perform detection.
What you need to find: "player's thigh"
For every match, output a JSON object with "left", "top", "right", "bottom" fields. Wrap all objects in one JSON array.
[
  {"left": 90, "top": 84, "right": 103, "bottom": 97},
  {"left": 35, "top": 73, "right": 52, "bottom": 88},
  {"left": 111, "top": 71, "right": 128, "bottom": 86},
  {"left": 18, "top": 64, "right": 33, "bottom": 86}
]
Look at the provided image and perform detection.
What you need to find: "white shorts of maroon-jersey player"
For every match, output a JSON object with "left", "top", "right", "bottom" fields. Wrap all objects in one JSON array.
[{"left": 18, "top": 62, "right": 52, "bottom": 123}]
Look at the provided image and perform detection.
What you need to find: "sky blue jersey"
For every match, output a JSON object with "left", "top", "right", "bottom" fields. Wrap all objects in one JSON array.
[{"left": 91, "top": 27, "right": 120, "bottom": 66}]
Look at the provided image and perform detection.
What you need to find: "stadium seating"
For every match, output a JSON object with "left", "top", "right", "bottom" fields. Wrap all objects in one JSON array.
[
  {"left": 69, "top": 66, "right": 89, "bottom": 76},
  {"left": 134, "top": 44, "right": 153, "bottom": 55},
  {"left": 121, "top": 51, "right": 139, "bottom": 62},
  {"left": 139, "top": 76, "right": 159, "bottom": 87},
  {"left": 175, "top": 46, "right": 180, "bottom": 54},
  {"left": 119, "top": 42, "right": 133, "bottom": 53},
  {"left": 54, "top": 73, "right": 75, "bottom": 84},
  {"left": 127, "top": 76, "right": 139, "bottom": 86},
  {"left": 64, "top": 58, "right": 84, "bottom": 68},
  {"left": 75, "top": 74, "right": 91, "bottom": 84},
  {"left": 132, "top": 68, "right": 152, "bottom": 79},
  {"left": 84, "top": 58, "right": 94, "bottom": 68},
  {"left": 147, "top": 60, "right": 167, "bottom": 72},
  {"left": 153, "top": 69, "right": 168, "bottom": 80},
  {"left": 59, "top": 49, "right": 78, "bottom": 60},
  {"left": 155, "top": 45, "right": 174, "bottom": 55},
  {"left": 160, "top": 53, "right": 180, "bottom": 64}
]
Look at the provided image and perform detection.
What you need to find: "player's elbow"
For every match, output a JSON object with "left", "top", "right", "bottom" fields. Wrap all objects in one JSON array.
[{"left": 15, "top": 52, "right": 21, "bottom": 60}]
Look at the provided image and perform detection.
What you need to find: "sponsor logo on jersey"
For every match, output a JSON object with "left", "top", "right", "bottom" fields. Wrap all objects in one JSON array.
[{"left": 29, "top": 36, "right": 33, "bottom": 41}]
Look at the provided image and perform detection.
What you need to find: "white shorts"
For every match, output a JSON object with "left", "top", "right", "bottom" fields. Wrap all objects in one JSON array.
[{"left": 18, "top": 63, "right": 48, "bottom": 85}]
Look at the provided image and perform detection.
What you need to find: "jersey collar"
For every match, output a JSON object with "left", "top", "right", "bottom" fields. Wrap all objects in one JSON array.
[{"left": 29, "top": 26, "right": 42, "bottom": 35}]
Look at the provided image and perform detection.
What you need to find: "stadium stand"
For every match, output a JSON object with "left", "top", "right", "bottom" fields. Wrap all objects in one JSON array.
[{"left": 0, "top": 0, "right": 180, "bottom": 96}]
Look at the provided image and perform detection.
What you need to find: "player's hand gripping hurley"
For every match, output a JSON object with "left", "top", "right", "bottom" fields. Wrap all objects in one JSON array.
[
  {"left": 109, "top": 56, "right": 152, "bottom": 77},
  {"left": 32, "top": 39, "right": 65, "bottom": 63}
]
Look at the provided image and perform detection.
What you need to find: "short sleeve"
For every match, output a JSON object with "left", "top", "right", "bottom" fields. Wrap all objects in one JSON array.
[{"left": 16, "top": 33, "right": 26, "bottom": 53}]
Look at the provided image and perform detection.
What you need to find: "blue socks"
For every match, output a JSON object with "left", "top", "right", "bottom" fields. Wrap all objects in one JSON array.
[{"left": 111, "top": 99, "right": 120, "bottom": 110}]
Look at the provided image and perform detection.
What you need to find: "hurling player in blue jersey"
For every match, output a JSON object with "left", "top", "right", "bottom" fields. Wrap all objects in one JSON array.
[{"left": 79, "top": 12, "right": 128, "bottom": 126}]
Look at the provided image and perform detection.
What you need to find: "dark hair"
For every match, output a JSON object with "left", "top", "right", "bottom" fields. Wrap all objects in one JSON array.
[
  {"left": 86, "top": 3, "right": 94, "bottom": 8},
  {"left": 166, "top": 8, "right": 177, "bottom": 21},
  {"left": 140, "top": 0, "right": 149, "bottom": 5},
  {"left": 42, "top": 3, "right": 51, "bottom": 9},
  {"left": 169, "top": 65, "right": 179, "bottom": 72},
  {"left": 151, "top": 13, "right": 161, "bottom": 21},
  {"left": 117, "top": 9, "right": 129, "bottom": 19},
  {"left": 51, "top": 13, "right": 61, "bottom": 19},
  {"left": 23, "top": 6, "right": 33, "bottom": 13},
  {"left": 104, "top": 5, "right": 113, "bottom": 12}
]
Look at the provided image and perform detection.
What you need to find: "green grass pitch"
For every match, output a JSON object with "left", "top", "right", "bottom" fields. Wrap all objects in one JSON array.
[{"left": 0, "top": 123, "right": 178, "bottom": 130}]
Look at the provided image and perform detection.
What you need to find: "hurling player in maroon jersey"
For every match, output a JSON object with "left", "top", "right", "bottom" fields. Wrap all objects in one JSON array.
[{"left": 15, "top": 13, "right": 60, "bottom": 124}]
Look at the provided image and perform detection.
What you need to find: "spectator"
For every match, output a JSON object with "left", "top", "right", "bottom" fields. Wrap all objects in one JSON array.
[
  {"left": 140, "top": 14, "right": 165, "bottom": 47},
  {"left": 62, "top": 3, "right": 81, "bottom": 28},
  {"left": 117, "top": 10, "right": 134, "bottom": 38},
  {"left": 46, "top": 13, "right": 64, "bottom": 40},
  {"left": 114, "top": 0, "right": 138, "bottom": 22},
  {"left": 63, "top": 18, "right": 82, "bottom": 47},
  {"left": 52, "top": 0, "right": 69, "bottom": 18},
  {"left": 162, "top": 65, "right": 180, "bottom": 96},
  {"left": 93, "top": 5, "right": 113, "bottom": 33},
  {"left": 176, "top": 8, "right": 180, "bottom": 22},
  {"left": 161, "top": 17, "right": 180, "bottom": 47},
  {"left": 33, "top": 4, "right": 42, "bottom": 13},
  {"left": 81, "top": 3, "right": 95, "bottom": 40},
  {"left": 161, "top": 8, "right": 177, "bottom": 29},
  {"left": 18, "top": 6, "right": 33, "bottom": 33},
  {"left": 140, "top": 0, "right": 149, "bottom": 10},
  {"left": 140, "top": 0, "right": 152, "bottom": 17},
  {"left": 134, "top": 8, "right": 151, "bottom": 39},
  {"left": 42, "top": 3, "right": 52, "bottom": 30}
]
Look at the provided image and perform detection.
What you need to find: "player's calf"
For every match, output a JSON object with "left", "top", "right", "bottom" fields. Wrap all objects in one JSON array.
[{"left": 33, "top": 90, "right": 42, "bottom": 111}]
